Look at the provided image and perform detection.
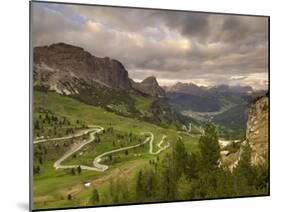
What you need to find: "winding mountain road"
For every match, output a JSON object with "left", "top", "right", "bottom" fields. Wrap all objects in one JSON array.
[
  {"left": 150, "top": 135, "right": 169, "bottom": 154},
  {"left": 33, "top": 126, "right": 169, "bottom": 172},
  {"left": 92, "top": 132, "right": 168, "bottom": 171},
  {"left": 33, "top": 128, "right": 99, "bottom": 144}
]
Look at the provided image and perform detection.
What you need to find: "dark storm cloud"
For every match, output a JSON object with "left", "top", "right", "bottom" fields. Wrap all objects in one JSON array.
[
  {"left": 157, "top": 12, "right": 211, "bottom": 41},
  {"left": 71, "top": 6, "right": 211, "bottom": 40},
  {"left": 32, "top": 2, "right": 269, "bottom": 89}
]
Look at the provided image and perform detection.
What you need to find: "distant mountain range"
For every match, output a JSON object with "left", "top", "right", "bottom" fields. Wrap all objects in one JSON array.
[
  {"left": 164, "top": 82, "right": 208, "bottom": 96},
  {"left": 164, "top": 81, "right": 266, "bottom": 130},
  {"left": 165, "top": 82, "right": 266, "bottom": 112},
  {"left": 33, "top": 42, "right": 267, "bottom": 131},
  {"left": 164, "top": 82, "right": 254, "bottom": 96},
  {"left": 34, "top": 43, "right": 265, "bottom": 101}
]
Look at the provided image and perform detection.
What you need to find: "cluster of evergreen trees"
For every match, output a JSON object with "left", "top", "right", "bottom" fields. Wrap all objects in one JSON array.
[
  {"left": 137, "top": 124, "right": 268, "bottom": 201},
  {"left": 99, "top": 124, "right": 268, "bottom": 205},
  {"left": 34, "top": 109, "right": 87, "bottom": 138}
]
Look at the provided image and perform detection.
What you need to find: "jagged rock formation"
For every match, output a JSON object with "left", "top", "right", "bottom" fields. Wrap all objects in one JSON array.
[
  {"left": 131, "top": 76, "right": 165, "bottom": 97},
  {"left": 246, "top": 96, "right": 269, "bottom": 164},
  {"left": 33, "top": 43, "right": 131, "bottom": 95}
]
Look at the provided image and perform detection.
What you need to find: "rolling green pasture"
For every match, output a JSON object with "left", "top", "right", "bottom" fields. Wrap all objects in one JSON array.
[{"left": 33, "top": 91, "right": 198, "bottom": 209}]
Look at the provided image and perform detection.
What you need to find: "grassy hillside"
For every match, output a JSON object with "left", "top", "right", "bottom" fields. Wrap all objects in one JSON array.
[
  {"left": 130, "top": 93, "right": 155, "bottom": 116},
  {"left": 36, "top": 83, "right": 192, "bottom": 130},
  {"left": 212, "top": 104, "right": 248, "bottom": 130},
  {"left": 33, "top": 90, "right": 198, "bottom": 210}
]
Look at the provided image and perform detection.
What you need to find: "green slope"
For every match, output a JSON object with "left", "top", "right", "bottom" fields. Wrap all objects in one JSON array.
[{"left": 32, "top": 90, "right": 199, "bottom": 209}]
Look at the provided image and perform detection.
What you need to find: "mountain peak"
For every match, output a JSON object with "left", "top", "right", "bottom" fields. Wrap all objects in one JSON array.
[
  {"left": 41, "top": 42, "right": 86, "bottom": 52},
  {"left": 141, "top": 76, "right": 158, "bottom": 85},
  {"left": 131, "top": 76, "right": 165, "bottom": 97},
  {"left": 50, "top": 42, "right": 82, "bottom": 48}
]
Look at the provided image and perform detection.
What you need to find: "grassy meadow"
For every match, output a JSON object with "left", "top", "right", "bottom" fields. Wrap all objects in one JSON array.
[{"left": 33, "top": 90, "right": 199, "bottom": 209}]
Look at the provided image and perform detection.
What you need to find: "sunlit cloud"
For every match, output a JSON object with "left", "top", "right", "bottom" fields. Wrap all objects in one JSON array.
[
  {"left": 230, "top": 75, "right": 248, "bottom": 80},
  {"left": 32, "top": 2, "right": 269, "bottom": 90}
]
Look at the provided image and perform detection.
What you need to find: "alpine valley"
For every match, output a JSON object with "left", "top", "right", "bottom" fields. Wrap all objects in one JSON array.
[{"left": 32, "top": 43, "right": 269, "bottom": 209}]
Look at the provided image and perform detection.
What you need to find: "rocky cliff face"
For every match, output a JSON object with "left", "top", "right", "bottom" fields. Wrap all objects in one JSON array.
[
  {"left": 131, "top": 76, "right": 165, "bottom": 97},
  {"left": 219, "top": 95, "right": 269, "bottom": 170},
  {"left": 246, "top": 96, "right": 269, "bottom": 165},
  {"left": 33, "top": 43, "right": 131, "bottom": 95}
]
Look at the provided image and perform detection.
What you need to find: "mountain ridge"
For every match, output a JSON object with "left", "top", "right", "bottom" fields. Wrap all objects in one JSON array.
[
  {"left": 165, "top": 81, "right": 255, "bottom": 95},
  {"left": 34, "top": 42, "right": 166, "bottom": 98},
  {"left": 33, "top": 43, "right": 190, "bottom": 129},
  {"left": 34, "top": 42, "right": 132, "bottom": 93}
]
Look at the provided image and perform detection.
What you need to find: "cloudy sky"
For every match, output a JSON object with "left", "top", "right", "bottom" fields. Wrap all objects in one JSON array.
[{"left": 32, "top": 2, "right": 269, "bottom": 90}]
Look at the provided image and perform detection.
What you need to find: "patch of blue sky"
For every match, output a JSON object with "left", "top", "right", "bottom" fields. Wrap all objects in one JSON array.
[
  {"left": 33, "top": 2, "right": 88, "bottom": 25},
  {"left": 69, "top": 14, "right": 88, "bottom": 25},
  {"left": 32, "top": 2, "right": 65, "bottom": 13}
]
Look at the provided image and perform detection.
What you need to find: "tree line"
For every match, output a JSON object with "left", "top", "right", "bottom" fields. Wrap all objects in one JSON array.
[{"left": 91, "top": 124, "right": 268, "bottom": 205}]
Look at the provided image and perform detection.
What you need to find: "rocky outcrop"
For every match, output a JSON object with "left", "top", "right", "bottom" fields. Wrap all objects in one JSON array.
[
  {"left": 131, "top": 76, "right": 165, "bottom": 97},
  {"left": 246, "top": 96, "right": 269, "bottom": 165},
  {"left": 219, "top": 95, "right": 268, "bottom": 170},
  {"left": 33, "top": 43, "right": 131, "bottom": 95}
]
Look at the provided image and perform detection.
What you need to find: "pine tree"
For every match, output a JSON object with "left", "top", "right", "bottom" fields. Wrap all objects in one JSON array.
[
  {"left": 77, "top": 166, "right": 82, "bottom": 174},
  {"left": 136, "top": 170, "right": 145, "bottom": 200},
  {"left": 34, "top": 120, "right": 40, "bottom": 130},
  {"left": 172, "top": 139, "right": 187, "bottom": 180},
  {"left": 253, "top": 163, "right": 268, "bottom": 191},
  {"left": 108, "top": 179, "right": 125, "bottom": 203},
  {"left": 71, "top": 168, "right": 76, "bottom": 175},
  {"left": 90, "top": 189, "right": 99, "bottom": 204},
  {"left": 176, "top": 174, "right": 192, "bottom": 200},
  {"left": 33, "top": 165, "right": 41, "bottom": 174},
  {"left": 186, "top": 152, "right": 199, "bottom": 179},
  {"left": 198, "top": 124, "right": 220, "bottom": 171},
  {"left": 108, "top": 155, "right": 113, "bottom": 163},
  {"left": 117, "top": 178, "right": 130, "bottom": 203},
  {"left": 109, "top": 179, "right": 115, "bottom": 202},
  {"left": 234, "top": 141, "right": 254, "bottom": 186},
  {"left": 143, "top": 169, "right": 156, "bottom": 199},
  {"left": 158, "top": 154, "right": 176, "bottom": 201},
  {"left": 39, "top": 156, "right": 43, "bottom": 165}
]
